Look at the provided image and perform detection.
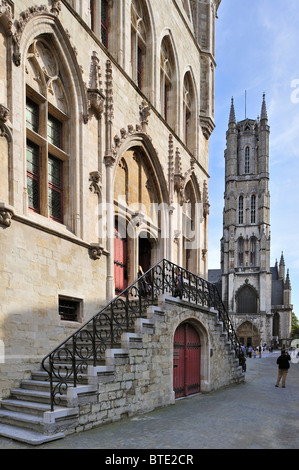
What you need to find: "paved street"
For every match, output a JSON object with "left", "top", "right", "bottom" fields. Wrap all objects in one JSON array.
[{"left": 0, "top": 351, "right": 298, "bottom": 450}]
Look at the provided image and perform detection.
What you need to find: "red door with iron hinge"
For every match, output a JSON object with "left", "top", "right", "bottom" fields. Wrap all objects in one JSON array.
[
  {"left": 114, "top": 226, "right": 127, "bottom": 295},
  {"left": 173, "top": 323, "right": 201, "bottom": 398}
]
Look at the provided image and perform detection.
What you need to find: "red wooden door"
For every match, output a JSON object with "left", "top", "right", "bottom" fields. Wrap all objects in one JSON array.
[
  {"left": 173, "top": 323, "right": 201, "bottom": 398},
  {"left": 114, "top": 227, "right": 127, "bottom": 294}
]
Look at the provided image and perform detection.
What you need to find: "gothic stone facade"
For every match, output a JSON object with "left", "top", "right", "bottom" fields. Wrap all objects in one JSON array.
[
  {"left": 209, "top": 96, "right": 293, "bottom": 348},
  {"left": 0, "top": 0, "right": 221, "bottom": 398}
]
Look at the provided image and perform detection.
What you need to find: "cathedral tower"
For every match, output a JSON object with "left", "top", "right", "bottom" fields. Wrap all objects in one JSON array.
[{"left": 221, "top": 94, "right": 272, "bottom": 345}]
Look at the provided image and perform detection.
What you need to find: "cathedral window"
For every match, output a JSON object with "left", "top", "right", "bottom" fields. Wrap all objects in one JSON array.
[
  {"left": 249, "top": 237, "right": 256, "bottom": 266},
  {"left": 238, "top": 237, "right": 244, "bottom": 266},
  {"left": 238, "top": 195, "right": 244, "bottom": 224},
  {"left": 237, "top": 285, "right": 257, "bottom": 314},
  {"left": 245, "top": 147, "right": 250, "bottom": 174},
  {"left": 251, "top": 194, "right": 256, "bottom": 223},
  {"left": 273, "top": 312, "right": 280, "bottom": 337},
  {"left": 25, "top": 37, "right": 70, "bottom": 225}
]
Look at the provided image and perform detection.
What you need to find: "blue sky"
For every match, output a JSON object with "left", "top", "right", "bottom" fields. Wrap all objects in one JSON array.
[{"left": 208, "top": 0, "right": 299, "bottom": 317}]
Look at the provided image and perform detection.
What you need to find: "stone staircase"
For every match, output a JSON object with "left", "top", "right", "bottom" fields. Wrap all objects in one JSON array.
[
  {"left": 0, "top": 305, "right": 156, "bottom": 445},
  {"left": 0, "top": 260, "right": 244, "bottom": 446}
]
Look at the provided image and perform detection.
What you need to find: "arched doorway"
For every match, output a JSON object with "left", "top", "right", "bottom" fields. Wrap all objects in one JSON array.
[
  {"left": 173, "top": 322, "right": 201, "bottom": 398},
  {"left": 139, "top": 234, "right": 151, "bottom": 272},
  {"left": 113, "top": 142, "right": 167, "bottom": 288},
  {"left": 114, "top": 223, "right": 127, "bottom": 295},
  {"left": 237, "top": 321, "right": 260, "bottom": 347}
]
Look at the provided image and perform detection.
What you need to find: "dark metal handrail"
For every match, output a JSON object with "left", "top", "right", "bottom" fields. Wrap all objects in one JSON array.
[{"left": 42, "top": 259, "right": 240, "bottom": 410}]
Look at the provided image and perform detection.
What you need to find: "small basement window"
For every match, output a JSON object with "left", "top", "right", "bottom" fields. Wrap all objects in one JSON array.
[{"left": 59, "top": 296, "right": 82, "bottom": 322}]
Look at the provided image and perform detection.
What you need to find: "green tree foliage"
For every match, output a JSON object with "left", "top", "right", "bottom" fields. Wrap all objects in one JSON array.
[{"left": 291, "top": 312, "right": 299, "bottom": 338}]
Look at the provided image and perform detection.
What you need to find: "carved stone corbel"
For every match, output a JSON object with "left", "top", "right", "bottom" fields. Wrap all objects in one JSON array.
[
  {"left": 0, "top": 203, "right": 14, "bottom": 227},
  {"left": 200, "top": 115, "right": 215, "bottom": 140},
  {"left": 50, "top": 0, "right": 61, "bottom": 16},
  {"left": 0, "top": 104, "right": 12, "bottom": 142},
  {"left": 90, "top": 243, "right": 104, "bottom": 260},
  {"left": 174, "top": 148, "right": 185, "bottom": 205},
  {"left": 0, "top": 104, "right": 8, "bottom": 123},
  {"left": 139, "top": 99, "right": 151, "bottom": 132},
  {"left": 87, "top": 51, "right": 105, "bottom": 120},
  {"left": 174, "top": 230, "right": 181, "bottom": 244},
  {"left": 0, "top": 0, "right": 13, "bottom": 36},
  {"left": 89, "top": 171, "right": 102, "bottom": 195},
  {"left": 131, "top": 211, "right": 145, "bottom": 228}
]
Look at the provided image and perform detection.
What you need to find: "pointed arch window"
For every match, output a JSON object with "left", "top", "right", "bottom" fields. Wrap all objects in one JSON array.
[
  {"left": 131, "top": 0, "right": 151, "bottom": 94},
  {"left": 245, "top": 146, "right": 250, "bottom": 174},
  {"left": 101, "top": 0, "right": 109, "bottom": 47},
  {"left": 25, "top": 37, "right": 70, "bottom": 225},
  {"left": 238, "top": 237, "right": 244, "bottom": 267},
  {"left": 89, "top": 0, "right": 109, "bottom": 48},
  {"left": 251, "top": 194, "right": 256, "bottom": 224},
  {"left": 182, "top": 0, "right": 191, "bottom": 19},
  {"left": 273, "top": 312, "right": 280, "bottom": 337},
  {"left": 160, "top": 37, "right": 176, "bottom": 129},
  {"left": 183, "top": 72, "right": 196, "bottom": 152},
  {"left": 249, "top": 237, "right": 256, "bottom": 267},
  {"left": 238, "top": 195, "right": 244, "bottom": 224}
]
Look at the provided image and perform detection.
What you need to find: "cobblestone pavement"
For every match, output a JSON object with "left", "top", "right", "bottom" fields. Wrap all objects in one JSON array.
[{"left": 0, "top": 351, "right": 298, "bottom": 450}]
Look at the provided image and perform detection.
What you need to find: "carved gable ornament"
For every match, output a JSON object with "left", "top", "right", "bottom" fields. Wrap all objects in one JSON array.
[{"left": 12, "top": 2, "right": 61, "bottom": 66}]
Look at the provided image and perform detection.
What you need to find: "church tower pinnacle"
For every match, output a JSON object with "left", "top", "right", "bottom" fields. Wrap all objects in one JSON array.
[
  {"left": 260, "top": 92, "right": 268, "bottom": 121},
  {"left": 229, "top": 97, "right": 236, "bottom": 125}
]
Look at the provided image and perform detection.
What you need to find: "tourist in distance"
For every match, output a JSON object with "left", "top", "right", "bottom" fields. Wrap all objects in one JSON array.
[{"left": 275, "top": 349, "right": 291, "bottom": 388}]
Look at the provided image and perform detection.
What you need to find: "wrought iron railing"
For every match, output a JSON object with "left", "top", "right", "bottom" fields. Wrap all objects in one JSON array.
[{"left": 42, "top": 259, "right": 241, "bottom": 410}]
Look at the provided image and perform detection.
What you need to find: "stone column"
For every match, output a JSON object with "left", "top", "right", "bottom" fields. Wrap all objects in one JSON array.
[{"left": 104, "top": 60, "right": 115, "bottom": 300}]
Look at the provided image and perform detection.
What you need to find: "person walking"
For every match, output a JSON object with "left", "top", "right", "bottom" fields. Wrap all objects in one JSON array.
[{"left": 275, "top": 349, "right": 291, "bottom": 388}]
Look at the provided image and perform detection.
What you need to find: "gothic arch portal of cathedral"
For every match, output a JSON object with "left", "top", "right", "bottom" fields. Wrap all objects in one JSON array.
[{"left": 209, "top": 95, "right": 293, "bottom": 348}]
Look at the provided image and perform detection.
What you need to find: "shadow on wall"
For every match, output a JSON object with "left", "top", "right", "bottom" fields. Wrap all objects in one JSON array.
[{"left": 0, "top": 300, "right": 104, "bottom": 399}]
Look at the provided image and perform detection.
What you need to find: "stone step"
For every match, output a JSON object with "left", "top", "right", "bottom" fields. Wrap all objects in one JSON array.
[
  {"left": 10, "top": 388, "right": 57, "bottom": 405},
  {"left": 31, "top": 370, "right": 50, "bottom": 381},
  {"left": 0, "top": 399, "right": 52, "bottom": 417},
  {"left": 20, "top": 379, "right": 53, "bottom": 392},
  {"left": 0, "top": 423, "right": 64, "bottom": 446},
  {"left": 0, "top": 408, "right": 44, "bottom": 433}
]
